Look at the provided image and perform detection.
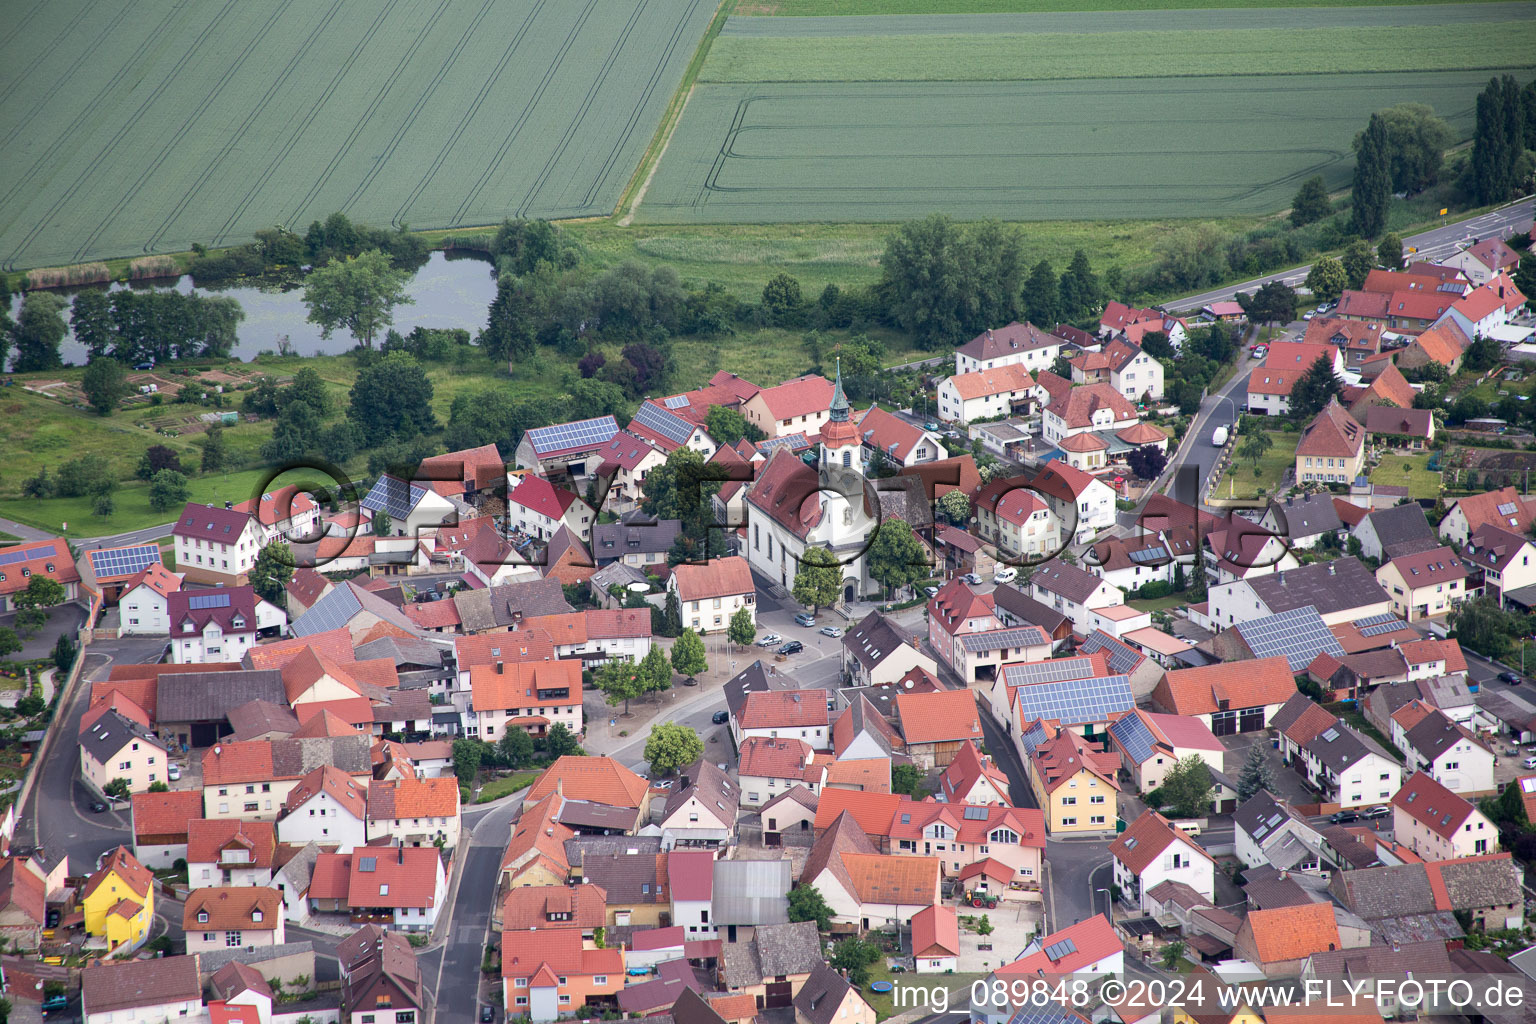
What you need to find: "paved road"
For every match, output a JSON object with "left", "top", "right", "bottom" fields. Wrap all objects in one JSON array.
[
  {"left": 1043, "top": 837, "right": 1114, "bottom": 933},
  {"left": 1163, "top": 197, "right": 1535, "bottom": 312}
]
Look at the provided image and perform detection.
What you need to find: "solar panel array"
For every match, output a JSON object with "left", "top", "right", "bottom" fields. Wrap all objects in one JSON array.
[
  {"left": 1081, "top": 632, "right": 1142, "bottom": 675},
  {"left": 962, "top": 626, "right": 1048, "bottom": 653},
  {"left": 526, "top": 415, "right": 618, "bottom": 456},
  {"left": 1128, "top": 545, "right": 1170, "bottom": 564},
  {"left": 1499, "top": 502, "right": 1519, "bottom": 516},
  {"left": 1043, "top": 937, "right": 1078, "bottom": 960},
  {"left": 0, "top": 547, "right": 46, "bottom": 567},
  {"left": 1237, "top": 605, "right": 1343, "bottom": 672},
  {"left": 89, "top": 544, "right": 162, "bottom": 580},
  {"left": 1013, "top": 674, "right": 1133, "bottom": 726},
  {"left": 963, "top": 806, "right": 989, "bottom": 820},
  {"left": 1360, "top": 618, "right": 1409, "bottom": 638},
  {"left": 187, "top": 592, "right": 231, "bottom": 610},
  {"left": 292, "top": 584, "right": 364, "bottom": 636},
  {"left": 633, "top": 402, "right": 695, "bottom": 446},
  {"left": 1017, "top": 720, "right": 1052, "bottom": 756},
  {"left": 1002, "top": 657, "right": 1100, "bottom": 689},
  {"left": 361, "top": 476, "right": 426, "bottom": 520},
  {"left": 1109, "top": 712, "right": 1157, "bottom": 764},
  {"left": 1351, "top": 611, "right": 1398, "bottom": 630},
  {"left": 663, "top": 394, "right": 691, "bottom": 410},
  {"left": 1005, "top": 1008, "right": 1079, "bottom": 1024}
]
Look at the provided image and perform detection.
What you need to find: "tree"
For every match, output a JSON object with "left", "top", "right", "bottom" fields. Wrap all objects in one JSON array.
[
  {"left": 1378, "top": 233, "right": 1405, "bottom": 270},
  {"left": 787, "top": 885, "right": 834, "bottom": 931},
  {"left": 727, "top": 607, "right": 757, "bottom": 649},
  {"left": 135, "top": 445, "right": 184, "bottom": 481},
  {"left": 14, "top": 575, "right": 65, "bottom": 611},
  {"left": 1140, "top": 330, "right": 1173, "bottom": 359},
  {"left": 1291, "top": 354, "right": 1343, "bottom": 421},
  {"left": 936, "top": 489, "right": 973, "bottom": 527},
  {"left": 1238, "top": 281, "right": 1297, "bottom": 325},
  {"left": 1020, "top": 259, "right": 1060, "bottom": 326},
  {"left": 1161, "top": 941, "right": 1187, "bottom": 971},
  {"left": 92, "top": 492, "right": 115, "bottom": 518},
  {"left": 1449, "top": 595, "right": 1524, "bottom": 658},
  {"left": 348, "top": 352, "right": 436, "bottom": 445},
  {"left": 0, "top": 629, "right": 18, "bottom": 659},
  {"left": 249, "top": 542, "right": 294, "bottom": 606},
  {"left": 498, "top": 727, "right": 536, "bottom": 769},
  {"left": 543, "top": 722, "right": 583, "bottom": 759},
  {"left": 761, "top": 273, "right": 806, "bottom": 327},
  {"left": 48, "top": 631, "right": 70, "bottom": 675},
  {"left": 371, "top": 510, "right": 394, "bottom": 537},
  {"left": 14, "top": 693, "right": 43, "bottom": 718},
  {"left": 285, "top": 366, "right": 330, "bottom": 416},
  {"left": 1304, "top": 257, "right": 1348, "bottom": 303},
  {"left": 1515, "top": 252, "right": 1536, "bottom": 313},
  {"left": 670, "top": 629, "right": 707, "bottom": 683},
  {"left": 1236, "top": 742, "right": 1275, "bottom": 803},
  {"left": 303, "top": 248, "right": 413, "bottom": 348},
  {"left": 976, "top": 915, "right": 994, "bottom": 937},
  {"left": 792, "top": 546, "right": 842, "bottom": 614},
  {"left": 1350, "top": 112, "right": 1393, "bottom": 238},
  {"left": 877, "top": 215, "right": 1022, "bottom": 348},
  {"left": 1058, "top": 249, "right": 1102, "bottom": 322},
  {"left": 830, "top": 936, "right": 882, "bottom": 987},
  {"left": 639, "top": 643, "right": 674, "bottom": 697},
  {"left": 147, "top": 468, "right": 190, "bottom": 512},
  {"left": 705, "top": 406, "right": 764, "bottom": 448},
  {"left": 200, "top": 425, "right": 229, "bottom": 474},
  {"left": 645, "top": 722, "right": 704, "bottom": 777},
  {"left": 1357, "top": 104, "right": 1452, "bottom": 195},
  {"left": 867, "top": 518, "right": 928, "bottom": 598},
  {"left": 597, "top": 657, "right": 644, "bottom": 715},
  {"left": 1160, "top": 757, "right": 1214, "bottom": 819},
  {"left": 1125, "top": 446, "right": 1167, "bottom": 481},
  {"left": 8, "top": 293, "right": 67, "bottom": 372},
  {"left": 1341, "top": 239, "right": 1377, "bottom": 290},
  {"left": 103, "top": 778, "right": 131, "bottom": 801},
  {"left": 452, "top": 738, "right": 483, "bottom": 785},
  {"left": 891, "top": 763, "right": 924, "bottom": 796},
  {"left": 82, "top": 357, "right": 130, "bottom": 415},
  {"left": 1289, "top": 175, "right": 1333, "bottom": 227},
  {"left": 14, "top": 609, "right": 44, "bottom": 638},
  {"left": 1471, "top": 75, "right": 1525, "bottom": 205},
  {"left": 1238, "top": 431, "right": 1273, "bottom": 471},
  {"left": 1463, "top": 334, "right": 1502, "bottom": 373}
]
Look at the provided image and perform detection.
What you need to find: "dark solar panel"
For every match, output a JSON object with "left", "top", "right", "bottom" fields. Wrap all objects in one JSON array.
[
  {"left": 1237, "top": 605, "right": 1344, "bottom": 672},
  {"left": 527, "top": 416, "right": 618, "bottom": 455},
  {"left": 1110, "top": 713, "right": 1156, "bottom": 764},
  {"left": 633, "top": 402, "right": 696, "bottom": 445},
  {"left": 89, "top": 544, "right": 163, "bottom": 579},
  {"left": 187, "top": 592, "right": 232, "bottom": 610}
]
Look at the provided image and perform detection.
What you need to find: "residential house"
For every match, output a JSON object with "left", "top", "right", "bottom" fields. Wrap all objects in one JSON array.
[
  {"left": 1392, "top": 771, "right": 1496, "bottom": 860},
  {"left": 669, "top": 557, "right": 755, "bottom": 635},
  {"left": 760, "top": 787, "right": 819, "bottom": 842},
  {"left": 188, "top": 819, "right": 277, "bottom": 889},
  {"left": 665, "top": 849, "right": 716, "bottom": 938},
  {"left": 657, "top": 759, "right": 736, "bottom": 850},
  {"left": 1070, "top": 338, "right": 1164, "bottom": 402},
  {"left": 201, "top": 735, "right": 373, "bottom": 821},
  {"left": 742, "top": 374, "right": 834, "bottom": 439},
  {"left": 973, "top": 477, "right": 1062, "bottom": 560},
  {"left": 937, "top": 365, "right": 1038, "bottom": 425},
  {"left": 1246, "top": 343, "right": 1345, "bottom": 416},
  {"left": 514, "top": 415, "right": 620, "bottom": 479},
  {"left": 795, "top": 962, "right": 877, "bottom": 1024},
  {"left": 856, "top": 406, "right": 943, "bottom": 467},
  {"left": 500, "top": 883, "right": 608, "bottom": 937},
  {"left": 469, "top": 659, "right": 583, "bottom": 742},
  {"left": 925, "top": 579, "right": 1052, "bottom": 685},
  {"left": 1465, "top": 523, "right": 1536, "bottom": 606},
  {"left": 1110, "top": 811, "right": 1214, "bottom": 913},
  {"left": 625, "top": 400, "right": 718, "bottom": 460},
  {"left": 800, "top": 813, "right": 940, "bottom": 931},
  {"left": 955, "top": 322, "right": 1063, "bottom": 375},
  {"left": 1204, "top": 557, "right": 1388, "bottom": 629},
  {"left": 79, "top": 708, "right": 168, "bottom": 796},
  {"left": 994, "top": 914, "right": 1123, "bottom": 983},
  {"left": 1029, "top": 461, "right": 1118, "bottom": 544},
  {"left": 1364, "top": 406, "right": 1435, "bottom": 449},
  {"left": 1354, "top": 502, "right": 1439, "bottom": 563},
  {"left": 172, "top": 503, "right": 265, "bottom": 586},
  {"left": 1439, "top": 487, "right": 1536, "bottom": 548},
  {"left": 1039, "top": 380, "right": 1140, "bottom": 448},
  {"left": 1149, "top": 657, "right": 1297, "bottom": 735},
  {"left": 1398, "top": 707, "right": 1496, "bottom": 796},
  {"left": 130, "top": 789, "right": 203, "bottom": 869},
  {"left": 937, "top": 742, "right": 1012, "bottom": 806},
  {"left": 0, "top": 858, "right": 45, "bottom": 951},
  {"left": 1442, "top": 237, "right": 1523, "bottom": 287},
  {"left": 579, "top": 849, "right": 670, "bottom": 927},
  {"left": 591, "top": 515, "right": 681, "bottom": 569},
  {"left": 1203, "top": 515, "right": 1299, "bottom": 586},
  {"left": 1027, "top": 731, "right": 1120, "bottom": 835},
  {"left": 1305, "top": 317, "right": 1385, "bottom": 369},
  {"left": 312, "top": 846, "right": 447, "bottom": 932},
  {"left": 507, "top": 476, "right": 596, "bottom": 545},
  {"left": 909, "top": 905, "right": 960, "bottom": 973},
  {"left": 594, "top": 436, "right": 670, "bottom": 511},
  {"left": 168, "top": 586, "right": 285, "bottom": 665},
  {"left": 1107, "top": 709, "right": 1225, "bottom": 797},
  {"left": 1397, "top": 318, "right": 1470, "bottom": 371},
  {"left": 501, "top": 927, "right": 625, "bottom": 1021},
  {"left": 739, "top": 737, "right": 817, "bottom": 807},
  {"left": 340, "top": 924, "right": 435, "bottom": 1024},
  {"left": 895, "top": 689, "right": 983, "bottom": 769},
  {"left": 183, "top": 886, "right": 284, "bottom": 954},
  {"left": 1099, "top": 302, "right": 1189, "bottom": 348},
  {"left": 1233, "top": 791, "right": 1324, "bottom": 873},
  {"left": 524, "top": 756, "right": 652, "bottom": 824},
  {"left": 1294, "top": 400, "right": 1365, "bottom": 486},
  {"left": 277, "top": 765, "right": 369, "bottom": 852},
  {"left": 716, "top": 920, "right": 822, "bottom": 1006},
  {"left": 1253, "top": 494, "right": 1344, "bottom": 552},
  {"left": 733, "top": 690, "right": 830, "bottom": 750},
  {"left": 366, "top": 777, "right": 461, "bottom": 849},
  {"left": 1328, "top": 854, "right": 1523, "bottom": 941},
  {"left": 81, "top": 846, "right": 153, "bottom": 952},
  {"left": 1376, "top": 546, "right": 1467, "bottom": 621},
  {"left": 1288, "top": 710, "right": 1402, "bottom": 810},
  {"left": 82, "top": 956, "right": 202, "bottom": 1024},
  {"left": 1029, "top": 559, "right": 1124, "bottom": 633},
  {"left": 117, "top": 562, "right": 182, "bottom": 634},
  {"left": 842, "top": 610, "right": 935, "bottom": 688},
  {"left": 1232, "top": 902, "right": 1342, "bottom": 978}
]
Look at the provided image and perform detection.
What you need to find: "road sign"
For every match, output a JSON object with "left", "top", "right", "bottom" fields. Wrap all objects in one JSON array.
[{"left": 1439, "top": 208, "right": 1448, "bottom": 215}]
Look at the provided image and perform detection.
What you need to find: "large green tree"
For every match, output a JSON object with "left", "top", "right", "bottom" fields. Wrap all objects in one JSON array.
[
  {"left": 1304, "top": 257, "right": 1347, "bottom": 303},
  {"left": 727, "top": 606, "right": 757, "bottom": 649},
  {"left": 82, "top": 358, "right": 130, "bottom": 416},
  {"left": 1341, "top": 239, "right": 1377, "bottom": 290},
  {"left": 347, "top": 352, "right": 436, "bottom": 444},
  {"left": 1350, "top": 112, "right": 1393, "bottom": 238},
  {"left": 249, "top": 542, "right": 294, "bottom": 606},
  {"left": 787, "top": 885, "right": 835, "bottom": 931},
  {"left": 1238, "top": 430, "right": 1273, "bottom": 471},
  {"left": 1160, "top": 756, "right": 1214, "bottom": 819},
  {"left": 201, "top": 425, "right": 229, "bottom": 474},
  {"left": 9, "top": 292, "right": 67, "bottom": 372},
  {"left": 303, "top": 248, "right": 413, "bottom": 348},
  {"left": 644, "top": 722, "right": 703, "bottom": 777},
  {"left": 1378, "top": 233, "right": 1405, "bottom": 271},
  {"left": 792, "top": 546, "right": 842, "bottom": 614},
  {"left": 1238, "top": 281, "right": 1297, "bottom": 325},
  {"left": 1470, "top": 75, "right": 1526, "bottom": 205},
  {"left": 878, "top": 215, "right": 1022, "bottom": 349},
  {"left": 1057, "top": 249, "right": 1102, "bottom": 322},
  {"left": 1356, "top": 103, "right": 1452, "bottom": 194},
  {"left": 1515, "top": 252, "right": 1536, "bottom": 313},
  {"left": 1236, "top": 742, "right": 1275, "bottom": 803},
  {"left": 14, "top": 575, "right": 65, "bottom": 611},
  {"left": 597, "top": 657, "right": 644, "bottom": 715},
  {"left": 867, "top": 518, "right": 928, "bottom": 598},
  {"left": 638, "top": 643, "right": 674, "bottom": 697},
  {"left": 147, "top": 469, "right": 190, "bottom": 512},
  {"left": 1289, "top": 175, "right": 1332, "bottom": 227},
  {"left": 1020, "top": 259, "right": 1060, "bottom": 326},
  {"left": 1291, "top": 354, "right": 1343, "bottom": 421},
  {"left": 670, "top": 629, "right": 707, "bottom": 683}
]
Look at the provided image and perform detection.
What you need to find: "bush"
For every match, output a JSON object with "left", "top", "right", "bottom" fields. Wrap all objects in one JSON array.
[{"left": 1136, "top": 581, "right": 1173, "bottom": 600}]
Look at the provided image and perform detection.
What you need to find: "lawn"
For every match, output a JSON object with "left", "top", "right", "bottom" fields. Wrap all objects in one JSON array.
[
  {"left": 860, "top": 960, "right": 983, "bottom": 1021},
  {"left": 1128, "top": 592, "right": 1189, "bottom": 613},
  {"left": 0, "top": 466, "right": 281, "bottom": 537},
  {"left": 1216, "top": 430, "right": 1297, "bottom": 500},
  {"left": 1369, "top": 454, "right": 1443, "bottom": 500},
  {"left": 0, "top": 0, "right": 717, "bottom": 268},
  {"left": 476, "top": 771, "right": 540, "bottom": 804}
]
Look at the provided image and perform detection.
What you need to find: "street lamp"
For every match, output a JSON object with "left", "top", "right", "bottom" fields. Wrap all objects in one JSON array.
[{"left": 1096, "top": 886, "right": 1112, "bottom": 922}]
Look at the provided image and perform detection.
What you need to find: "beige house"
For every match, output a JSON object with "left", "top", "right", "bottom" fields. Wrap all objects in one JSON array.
[
  {"left": 669, "top": 556, "right": 755, "bottom": 635},
  {"left": 1294, "top": 399, "right": 1365, "bottom": 486},
  {"left": 1391, "top": 772, "right": 1496, "bottom": 861},
  {"left": 1375, "top": 546, "right": 1467, "bottom": 622},
  {"left": 79, "top": 710, "right": 168, "bottom": 797},
  {"left": 1465, "top": 523, "right": 1536, "bottom": 606},
  {"left": 742, "top": 375, "right": 834, "bottom": 439},
  {"left": 183, "top": 887, "right": 285, "bottom": 954},
  {"left": 172, "top": 503, "right": 264, "bottom": 586}
]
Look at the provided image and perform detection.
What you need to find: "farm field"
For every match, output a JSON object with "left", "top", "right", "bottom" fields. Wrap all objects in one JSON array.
[
  {"left": 0, "top": 0, "right": 715, "bottom": 270},
  {"left": 745, "top": 0, "right": 1512, "bottom": 13},
  {"left": 637, "top": 70, "right": 1514, "bottom": 223}
]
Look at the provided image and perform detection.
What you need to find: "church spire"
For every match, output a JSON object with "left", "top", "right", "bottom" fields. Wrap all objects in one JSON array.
[{"left": 829, "top": 357, "right": 849, "bottom": 423}]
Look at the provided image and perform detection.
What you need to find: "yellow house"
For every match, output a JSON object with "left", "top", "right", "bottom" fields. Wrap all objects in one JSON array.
[
  {"left": 1026, "top": 730, "right": 1120, "bottom": 835},
  {"left": 81, "top": 847, "right": 154, "bottom": 952}
]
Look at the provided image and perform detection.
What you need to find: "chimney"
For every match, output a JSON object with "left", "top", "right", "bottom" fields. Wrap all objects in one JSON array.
[{"left": 398, "top": 846, "right": 404, "bottom": 864}]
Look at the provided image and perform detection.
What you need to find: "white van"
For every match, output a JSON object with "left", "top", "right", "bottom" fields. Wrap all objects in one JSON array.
[
  {"left": 1211, "top": 425, "right": 1229, "bottom": 447},
  {"left": 993, "top": 566, "right": 1018, "bottom": 584},
  {"left": 1172, "top": 819, "right": 1204, "bottom": 837}
]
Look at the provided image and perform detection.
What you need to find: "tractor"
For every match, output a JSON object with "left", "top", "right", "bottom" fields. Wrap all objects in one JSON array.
[{"left": 967, "top": 889, "right": 998, "bottom": 909}]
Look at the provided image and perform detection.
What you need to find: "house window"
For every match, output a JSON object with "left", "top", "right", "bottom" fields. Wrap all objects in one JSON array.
[
  {"left": 594, "top": 976, "right": 608, "bottom": 985},
  {"left": 225, "top": 931, "right": 243, "bottom": 946},
  {"left": 1061, "top": 817, "right": 1077, "bottom": 826}
]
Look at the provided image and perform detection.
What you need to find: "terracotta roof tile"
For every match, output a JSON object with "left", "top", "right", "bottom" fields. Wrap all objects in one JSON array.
[
  {"left": 895, "top": 689, "right": 981, "bottom": 745},
  {"left": 739, "top": 690, "right": 829, "bottom": 731},
  {"left": 1110, "top": 811, "right": 1211, "bottom": 876},
  {"left": 526, "top": 756, "right": 649, "bottom": 809},
  {"left": 1151, "top": 656, "right": 1296, "bottom": 717},
  {"left": 670, "top": 557, "right": 753, "bottom": 603},
  {"left": 839, "top": 852, "right": 938, "bottom": 905},
  {"left": 1243, "top": 902, "right": 1339, "bottom": 964},
  {"left": 367, "top": 777, "right": 459, "bottom": 821},
  {"left": 187, "top": 820, "right": 276, "bottom": 869},
  {"left": 131, "top": 791, "right": 204, "bottom": 840},
  {"left": 183, "top": 887, "right": 282, "bottom": 932}
]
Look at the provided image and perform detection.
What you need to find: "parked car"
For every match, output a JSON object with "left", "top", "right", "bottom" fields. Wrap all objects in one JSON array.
[
  {"left": 923, "top": 421, "right": 941, "bottom": 432},
  {"left": 167, "top": 764, "right": 181, "bottom": 781},
  {"left": 1362, "top": 805, "right": 1391, "bottom": 819},
  {"left": 777, "top": 640, "right": 804, "bottom": 655},
  {"left": 961, "top": 573, "right": 983, "bottom": 585},
  {"left": 711, "top": 710, "right": 729, "bottom": 725},
  {"left": 756, "top": 634, "right": 782, "bottom": 647},
  {"left": 1525, "top": 756, "right": 1536, "bottom": 770},
  {"left": 481, "top": 1006, "right": 496, "bottom": 1024},
  {"left": 88, "top": 801, "right": 107, "bottom": 813},
  {"left": 993, "top": 567, "right": 1018, "bottom": 584},
  {"left": 1501, "top": 671, "right": 1524, "bottom": 685},
  {"left": 794, "top": 612, "right": 817, "bottom": 627},
  {"left": 681, "top": 677, "right": 698, "bottom": 686},
  {"left": 1331, "top": 809, "right": 1360, "bottom": 824},
  {"left": 820, "top": 626, "right": 843, "bottom": 638},
  {"left": 924, "top": 586, "right": 938, "bottom": 598}
]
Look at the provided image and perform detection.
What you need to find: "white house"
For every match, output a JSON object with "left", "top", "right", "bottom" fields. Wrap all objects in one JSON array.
[
  {"left": 974, "top": 477, "right": 1063, "bottom": 561},
  {"left": 187, "top": 819, "right": 276, "bottom": 890},
  {"left": 856, "top": 406, "right": 944, "bottom": 467},
  {"left": 168, "top": 586, "right": 285, "bottom": 665},
  {"left": 1465, "top": 524, "right": 1536, "bottom": 606},
  {"left": 1397, "top": 706, "right": 1497, "bottom": 796},
  {"left": 910, "top": 905, "right": 960, "bottom": 973},
  {"left": 117, "top": 563, "right": 182, "bottom": 635},
  {"left": 1029, "top": 559, "right": 1123, "bottom": 633},
  {"left": 172, "top": 503, "right": 265, "bottom": 586},
  {"left": 732, "top": 691, "right": 830, "bottom": 751},
  {"left": 937, "top": 365, "right": 1038, "bottom": 426},
  {"left": 1440, "top": 238, "right": 1519, "bottom": 288},
  {"left": 82, "top": 956, "right": 203, "bottom": 1024},
  {"left": 359, "top": 474, "right": 460, "bottom": 540},
  {"left": 1233, "top": 791, "right": 1324, "bottom": 872},
  {"left": 1070, "top": 338, "right": 1164, "bottom": 402},
  {"left": 1109, "top": 810, "right": 1214, "bottom": 913},
  {"left": 656, "top": 761, "right": 736, "bottom": 850},
  {"left": 992, "top": 914, "right": 1123, "bottom": 985},
  {"left": 235, "top": 485, "right": 324, "bottom": 545},
  {"left": 667, "top": 850, "right": 716, "bottom": 937},
  {"left": 802, "top": 814, "right": 941, "bottom": 931},
  {"left": 842, "top": 610, "right": 935, "bottom": 687},
  {"left": 668, "top": 556, "right": 755, "bottom": 635},
  {"left": 277, "top": 765, "right": 369, "bottom": 853},
  {"left": 1039, "top": 380, "right": 1139, "bottom": 447},
  {"left": 1391, "top": 772, "right": 1496, "bottom": 861},
  {"left": 507, "top": 476, "right": 596, "bottom": 545},
  {"left": 468, "top": 659, "right": 584, "bottom": 742},
  {"left": 1030, "top": 462, "right": 1117, "bottom": 545},
  {"left": 954, "top": 322, "right": 1063, "bottom": 376}
]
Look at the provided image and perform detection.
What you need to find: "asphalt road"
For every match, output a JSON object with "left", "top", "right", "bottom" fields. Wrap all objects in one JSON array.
[{"left": 1163, "top": 197, "right": 1535, "bottom": 312}]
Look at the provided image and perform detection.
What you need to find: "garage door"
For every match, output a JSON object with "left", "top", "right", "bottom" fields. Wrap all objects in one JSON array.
[
  {"left": 1211, "top": 710, "right": 1237, "bottom": 737},
  {"left": 765, "top": 982, "right": 793, "bottom": 1008},
  {"left": 1239, "top": 707, "right": 1266, "bottom": 732}
]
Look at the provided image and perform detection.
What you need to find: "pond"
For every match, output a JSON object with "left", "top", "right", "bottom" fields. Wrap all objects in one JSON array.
[{"left": 9, "top": 250, "right": 499, "bottom": 365}]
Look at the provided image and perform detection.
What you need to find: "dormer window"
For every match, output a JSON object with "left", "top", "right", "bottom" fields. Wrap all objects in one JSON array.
[
  {"left": 198, "top": 911, "right": 209, "bottom": 923},
  {"left": 183, "top": 623, "right": 194, "bottom": 633},
  {"left": 252, "top": 910, "right": 263, "bottom": 922}
]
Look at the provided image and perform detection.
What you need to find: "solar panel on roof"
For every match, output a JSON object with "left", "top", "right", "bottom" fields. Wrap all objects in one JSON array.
[
  {"left": 663, "top": 395, "right": 690, "bottom": 409},
  {"left": 1044, "top": 938, "right": 1077, "bottom": 959},
  {"left": 1013, "top": 675, "right": 1134, "bottom": 726},
  {"left": 1127, "top": 546, "right": 1169, "bottom": 564},
  {"left": 361, "top": 476, "right": 425, "bottom": 520},
  {"left": 187, "top": 592, "right": 232, "bottom": 610},
  {"left": 292, "top": 584, "right": 364, "bottom": 636},
  {"left": 358, "top": 856, "right": 377, "bottom": 872},
  {"left": 962, "top": 627, "right": 1047, "bottom": 653},
  {"left": 0, "top": 548, "right": 40, "bottom": 567},
  {"left": 1081, "top": 632, "right": 1142, "bottom": 675},
  {"left": 527, "top": 416, "right": 618, "bottom": 455},
  {"left": 1002, "top": 658, "right": 1100, "bottom": 688},
  {"left": 1351, "top": 611, "right": 1398, "bottom": 629},
  {"left": 633, "top": 402, "right": 696, "bottom": 446},
  {"left": 1110, "top": 713, "right": 1157, "bottom": 764},
  {"left": 963, "top": 806, "right": 989, "bottom": 820},
  {"left": 1359, "top": 618, "right": 1408, "bottom": 638},
  {"left": 1236, "top": 605, "right": 1344, "bottom": 672},
  {"left": 1498, "top": 502, "right": 1519, "bottom": 516},
  {"left": 89, "top": 544, "right": 162, "bottom": 580}
]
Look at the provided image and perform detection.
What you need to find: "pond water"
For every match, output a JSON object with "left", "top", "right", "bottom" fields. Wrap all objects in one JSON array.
[{"left": 9, "top": 250, "right": 499, "bottom": 365}]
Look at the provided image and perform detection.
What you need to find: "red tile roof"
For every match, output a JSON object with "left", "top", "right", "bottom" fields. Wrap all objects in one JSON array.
[
  {"left": 246, "top": 628, "right": 355, "bottom": 671},
  {"left": 471, "top": 659, "right": 581, "bottom": 713},
  {"left": 500, "top": 883, "right": 608, "bottom": 930},
  {"left": 367, "top": 777, "right": 459, "bottom": 821},
  {"left": 738, "top": 736, "right": 815, "bottom": 779},
  {"left": 739, "top": 690, "right": 829, "bottom": 730},
  {"left": 910, "top": 904, "right": 959, "bottom": 957},
  {"left": 670, "top": 556, "right": 753, "bottom": 603},
  {"left": 1451, "top": 487, "right": 1536, "bottom": 535},
  {"left": 667, "top": 850, "right": 716, "bottom": 902},
  {"left": 170, "top": 503, "right": 255, "bottom": 542},
  {"left": 184, "top": 887, "right": 282, "bottom": 932},
  {"left": 895, "top": 689, "right": 981, "bottom": 746},
  {"left": 946, "top": 364, "right": 1036, "bottom": 401},
  {"left": 508, "top": 476, "right": 582, "bottom": 519},
  {"left": 348, "top": 846, "right": 442, "bottom": 909},
  {"left": 131, "top": 791, "right": 204, "bottom": 841},
  {"left": 1110, "top": 811, "right": 1210, "bottom": 875},
  {"left": 284, "top": 765, "right": 367, "bottom": 819},
  {"left": 1151, "top": 656, "right": 1296, "bottom": 717},
  {"left": 1383, "top": 546, "right": 1467, "bottom": 588},
  {"left": 1392, "top": 771, "right": 1478, "bottom": 840},
  {"left": 1242, "top": 902, "right": 1339, "bottom": 964},
  {"left": 840, "top": 852, "right": 939, "bottom": 905},
  {"left": 0, "top": 538, "right": 79, "bottom": 597},
  {"left": 234, "top": 485, "right": 318, "bottom": 527},
  {"left": 455, "top": 629, "right": 557, "bottom": 671},
  {"left": 187, "top": 820, "right": 276, "bottom": 869},
  {"left": 1030, "top": 730, "right": 1119, "bottom": 794},
  {"left": 525, "top": 756, "right": 650, "bottom": 809},
  {"left": 813, "top": 791, "right": 903, "bottom": 835},
  {"left": 502, "top": 927, "right": 624, "bottom": 981},
  {"left": 1296, "top": 399, "right": 1364, "bottom": 459},
  {"left": 1047, "top": 383, "right": 1138, "bottom": 429},
  {"left": 997, "top": 914, "right": 1121, "bottom": 976},
  {"left": 82, "top": 847, "right": 152, "bottom": 903},
  {"left": 754, "top": 375, "right": 835, "bottom": 420}
]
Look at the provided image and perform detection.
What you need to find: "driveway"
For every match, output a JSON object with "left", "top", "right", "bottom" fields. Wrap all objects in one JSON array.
[{"left": 0, "top": 602, "right": 87, "bottom": 660}]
